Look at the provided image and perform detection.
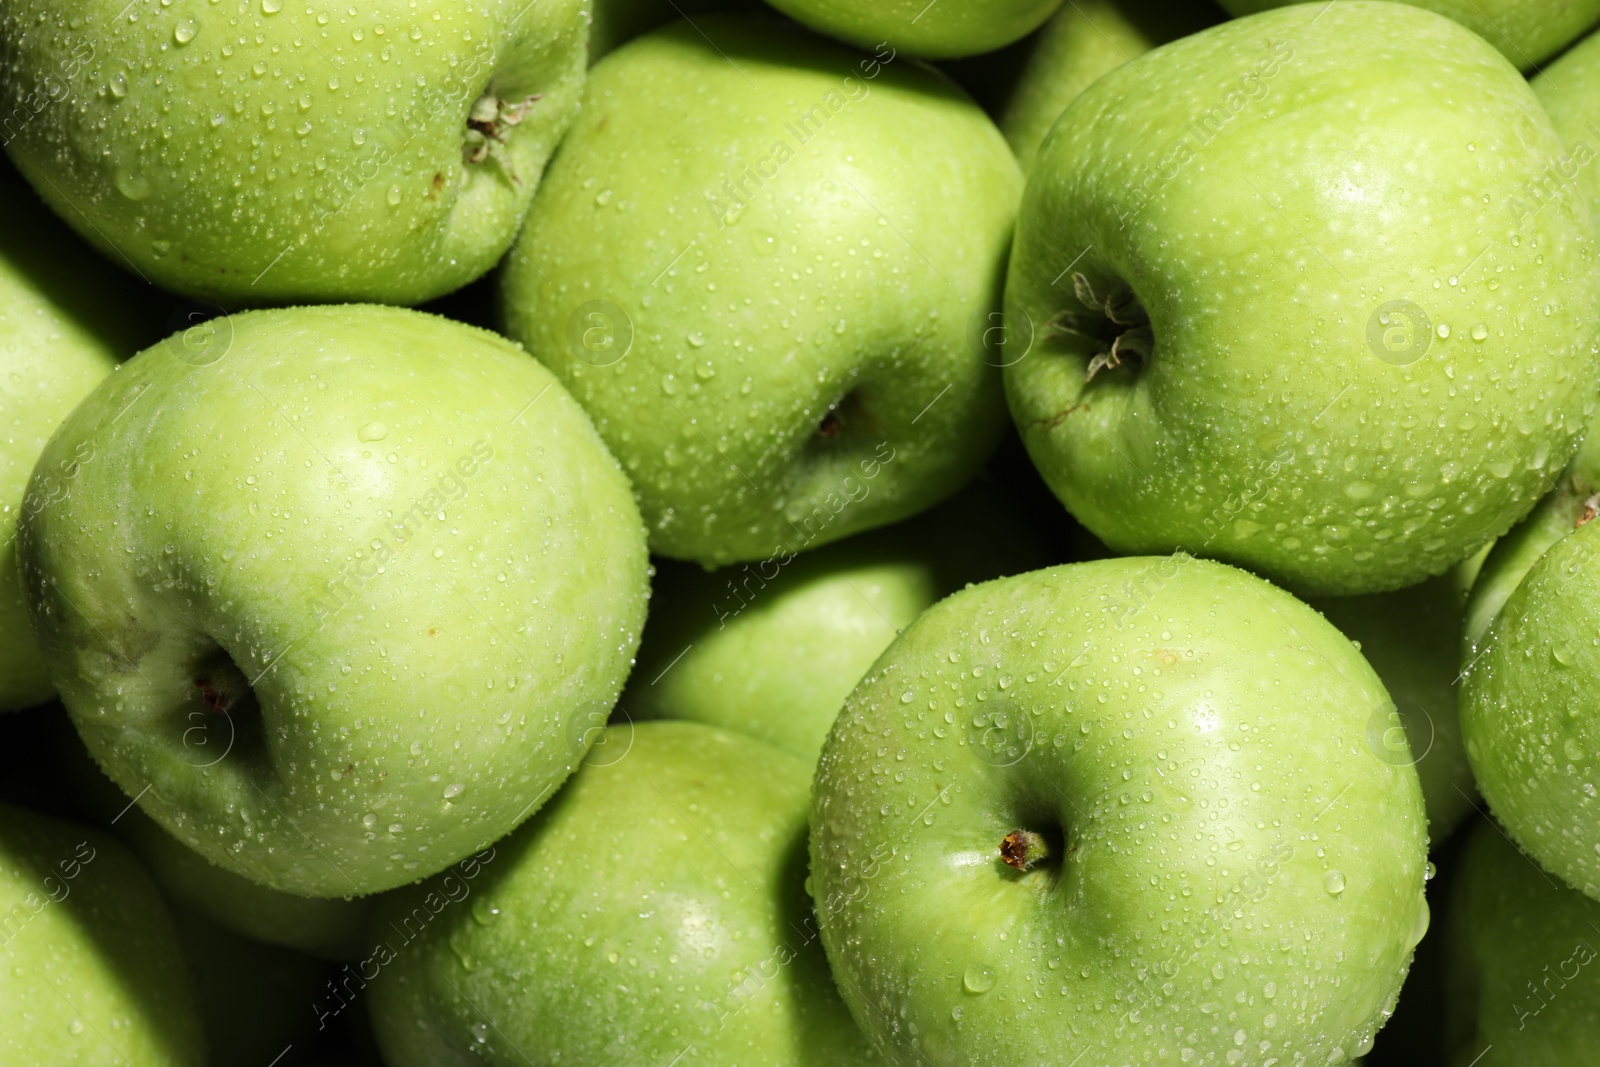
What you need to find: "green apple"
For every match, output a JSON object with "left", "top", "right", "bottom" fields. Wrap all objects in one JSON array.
[
  {"left": 1311, "top": 561, "right": 1482, "bottom": 848},
  {"left": 1445, "top": 818, "right": 1600, "bottom": 1065},
  {"left": 1005, "top": 2, "right": 1600, "bottom": 597},
  {"left": 55, "top": 718, "right": 373, "bottom": 959},
  {"left": 17, "top": 304, "right": 649, "bottom": 897},
  {"left": 502, "top": 16, "right": 1019, "bottom": 566},
  {"left": 628, "top": 478, "right": 1052, "bottom": 760},
  {"left": 758, "top": 0, "right": 1062, "bottom": 59},
  {"left": 1460, "top": 507, "right": 1600, "bottom": 899},
  {"left": 170, "top": 907, "right": 331, "bottom": 1067},
  {"left": 0, "top": 167, "right": 156, "bottom": 713},
  {"left": 588, "top": 0, "right": 754, "bottom": 61},
  {"left": 367, "top": 720, "right": 877, "bottom": 1067},
  {"left": 999, "top": 0, "right": 1222, "bottom": 171},
  {"left": 0, "top": 0, "right": 587, "bottom": 306},
  {"left": 811, "top": 556, "right": 1429, "bottom": 1065},
  {"left": 1219, "top": 0, "right": 1600, "bottom": 70},
  {"left": 1462, "top": 425, "right": 1600, "bottom": 659},
  {"left": 0, "top": 802, "right": 205, "bottom": 1065},
  {"left": 1533, "top": 28, "right": 1600, "bottom": 238}
]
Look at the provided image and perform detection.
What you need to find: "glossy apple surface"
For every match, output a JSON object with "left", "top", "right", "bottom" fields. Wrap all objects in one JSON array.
[
  {"left": 503, "top": 16, "right": 1018, "bottom": 565},
  {"left": 368, "top": 721, "right": 877, "bottom": 1067},
  {"left": 0, "top": 803, "right": 205, "bottom": 1066},
  {"left": 628, "top": 479, "right": 1052, "bottom": 759},
  {"left": 18, "top": 305, "right": 649, "bottom": 897},
  {"left": 1221, "top": 0, "right": 1600, "bottom": 70},
  {"left": 811, "top": 556, "right": 1429, "bottom": 1065},
  {"left": 1445, "top": 819, "right": 1600, "bottom": 1065},
  {"left": 0, "top": 0, "right": 587, "bottom": 305},
  {"left": 1005, "top": 2, "right": 1599, "bottom": 596}
]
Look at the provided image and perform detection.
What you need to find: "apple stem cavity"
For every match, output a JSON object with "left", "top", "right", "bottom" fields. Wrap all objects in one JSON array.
[
  {"left": 464, "top": 92, "right": 544, "bottom": 177},
  {"left": 1577, "top": 492, "right": 1600, "bottom": 528},
  {"left": 1046, "top": 271, "right": 1151, "bottom": 383},
  {"left": 999, "top": 828, "right": 1053, "bottom": 871}
]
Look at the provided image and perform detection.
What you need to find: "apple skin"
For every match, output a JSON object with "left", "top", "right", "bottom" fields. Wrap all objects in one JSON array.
[
  {"left": 1462, "top": 426, "right": 1600, "bottom": 659},
  {"left": 1005, "top": 2, "right": 1600, "bottom": 597},
  {"left": 758, "top": 0, "right": 1062, "bottom": 59},
  {"left": 810, "top": 556, "right": 1429, "bottom": 1066},
  {"left": 627, "top": 478, "right": 1053, "bottom": 760},
  {"left": 588, "top": 0, "right": 755, "bottom": 60},
  {"left": 0, "top": 802, "right": 206, "bottom": 1066},
  {"left": 54, "top": 718, "right": 373, "bottom": 960},
  {"left": 0, "top": 169, "right": 157, "bottom": 712},
  {"left": 999, "top": 0, "right": 1223, "bottom": 171},
  {"left": 1311, "top": 561, "right": 1483, "bottom": 849},
  {"left": 366, "top": 720, "right": 878, "bottom": 1067},
  {"left": 502, "top": 16, "right": 1018, "bottom": 566},
  {"left": 17, "top": 304, "right": 649, "bottom": 898},
  {"left": 1460, "top": 515, "right": 1600, "bottom": 901},
  {"left": 1534, "top": 29, "right": 1600, "bottom": 248},
  {"left": 1444, "top": 819, "right": 1600, "bottom": 1065},
  {"left": 0, "top": 0, "right": 587, "bottom": 306},
  {"left": 1220, "top": 0, "right": 1600, "bottom": 71}
]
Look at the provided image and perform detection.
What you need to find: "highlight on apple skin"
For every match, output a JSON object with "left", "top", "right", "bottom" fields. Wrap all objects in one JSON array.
[
  {"left": 811, "top": 556, "right": 1429, "bottom": 1066},
  {"left": 16, "top": 304, "right": 650, "bottom": 898}
]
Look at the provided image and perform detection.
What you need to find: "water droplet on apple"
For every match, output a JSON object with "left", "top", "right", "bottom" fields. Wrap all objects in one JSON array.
[
  {"left": 108, "top": 72, "right": 128, "bottom": 99},
  {"left": 686, "top": 331, "right": 705, "bottom": 348},
  {"left": 1470, "top": 323, "right": 1488, "bottom": 341},
  {"left": 173, "top": 18, "right": 196, "bottom": 43},
  {"left": 1323, "top": 869, "right": 1346, "bottom": 895},
  {"left": 357, "top": 421, "right": 388, "bottom": 442},
  {"left": 961, "top": 965, "right": 994, "bottom": 993},
  {"left": 262, "top": 0, "right": 282, "bottom": 12},
  {"left": 443, "top": 782, "right": 464, "bottom": 800},
  {"left": 114, "top": 168, "right": 151, "bottom": 201},
  {"left": 387, "top": 185, "right": 402, "bottom": 206}
]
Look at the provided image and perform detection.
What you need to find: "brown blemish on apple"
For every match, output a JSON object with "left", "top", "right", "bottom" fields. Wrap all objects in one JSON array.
[
  {"left": 1034, "top": 402, "right": 1087, "bottom": 433},
  {"left": 1577, "top": 492, "right": 1600, "bottom": 528},
  {"left": 429, "top": 172, "right": 445, "bottom": 198},
  {"left": 194, "top": 678, "right": 233, "bottom": 714},
  {"left": 817, "top": 409, "right": 842, "bottom": 439}
]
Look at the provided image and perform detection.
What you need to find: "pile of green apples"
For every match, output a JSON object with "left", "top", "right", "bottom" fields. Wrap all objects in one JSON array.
[{"left": 10, "top": 0, "right": 1600, "bottom": 1062}]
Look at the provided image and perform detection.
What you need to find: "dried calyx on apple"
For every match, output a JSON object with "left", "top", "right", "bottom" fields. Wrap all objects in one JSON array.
[
  {"left": 999, "top": 823, "right": 1065, "bottom": 873},
  {"left": 464, "top": 91, "right": 544, "bottom": 177},
  {"left": 1048, "top": 271, "right": 1151, "bottom": 382}
]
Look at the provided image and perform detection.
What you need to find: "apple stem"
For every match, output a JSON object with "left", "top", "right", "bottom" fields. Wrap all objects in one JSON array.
[{"left": 999, "top": 829, "right": 1051, "bottom": 871}]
